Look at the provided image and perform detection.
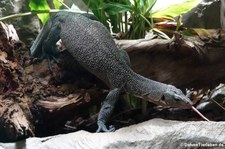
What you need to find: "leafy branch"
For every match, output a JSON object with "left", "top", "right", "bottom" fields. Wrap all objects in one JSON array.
[{"left": 0, "top": 9, "right": 92, "bottom": 22}]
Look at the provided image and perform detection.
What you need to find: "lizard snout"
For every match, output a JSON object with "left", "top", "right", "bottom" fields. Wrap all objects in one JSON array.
[{"left": 172, "top": 93, "right": 192, "bottom": 109}]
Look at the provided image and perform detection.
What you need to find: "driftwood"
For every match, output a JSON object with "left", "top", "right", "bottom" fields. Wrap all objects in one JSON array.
[
  {"left": 0, "top": 21, "right": 224, "bottom": 142},
  {"left": 0, "top": 22, "right": 35, "bottom": 141}
]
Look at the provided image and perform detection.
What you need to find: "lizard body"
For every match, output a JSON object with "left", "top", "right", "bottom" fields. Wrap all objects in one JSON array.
[{"left": 30, "top": 12, "right": 192, "bottom": 132}]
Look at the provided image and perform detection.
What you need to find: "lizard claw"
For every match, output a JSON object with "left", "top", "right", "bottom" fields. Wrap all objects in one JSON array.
[
  {"left": 47, "top": 55, "right": 59, "bottom": 73},
  {"left": 96, "top": 123, "right": 115, "bottom": 132}
]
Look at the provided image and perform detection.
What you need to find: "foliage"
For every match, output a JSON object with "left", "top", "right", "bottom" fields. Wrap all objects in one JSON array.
[
  {"left": 82, "top": 0, "right": 201, "bottom": 39},
  {"left": 29, "top": 0, "right": 50, "bottom": 24},
  {"left": 53, "top": 0, "right": 64, "bottom": 9},
  {"left": 82, "top": 0, "right": 156, "bottom": 39},
  {"left": 28, "top": 0, "right": 202, "bottom": 38},
  {"left": 82, "top": 0, "right": 109, "bottom": 29},
  {"left": 127, "top": 0, "right": 157, "bottom": 39},
  {"left": 152, "top": 0, "right": 202, "bottom": 18},
  {"left": 29, "top": 0, "right": 63, "bottom": 24}
]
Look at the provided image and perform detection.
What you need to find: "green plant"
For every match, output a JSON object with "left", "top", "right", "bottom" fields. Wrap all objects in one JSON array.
[
  {"left": 127, "top": 0, "right": 157, "bottom": 39},
  {"left": 29, "top": 0, "right": 65, "bottom": 24},
  {"left": 104, "top": 0, "right": 157, "bottom": 39},
  {"left": 82, "top": 0, "right": 110, "bottom": 29},
  {"left": 27, "top": 0, "right": 202, "bottom": 39},
  {"left": 82, "top": 0, "right": 156, "bottom": 39},
  {"left": 82, "top": 0, "right": 202, "bottom": 39},
  {"left": 152, "top": 0, "right": 201, "bottom": 18},
  {"left": 0, "top": 0, "right": 202, "bottom": 38}
]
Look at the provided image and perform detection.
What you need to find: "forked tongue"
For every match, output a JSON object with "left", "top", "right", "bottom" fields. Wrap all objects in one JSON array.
[{"left": 191, "top": 106, "right": 210, "bottom": 121}]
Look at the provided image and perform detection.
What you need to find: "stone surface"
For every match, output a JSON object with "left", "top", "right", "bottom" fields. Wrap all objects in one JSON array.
[
  {"left": 1, "top": 119, "right": 225, "bottom": 149},
  {"left": 0, "top": 0, "right": 40, "bottom": 45},
  {"left": 182, "top": 0, "right": 221, "bottom": 28},
  {"left": 197, "top": 84, "right": 225, "bottom": 118}
]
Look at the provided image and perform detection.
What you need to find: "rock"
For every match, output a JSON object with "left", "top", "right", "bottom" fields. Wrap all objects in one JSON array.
[
  {"left": 0, "top": 0, "right": 40, "bottom": 46},
  {"left": 196, "top": 84, "right": 225, "bottom": 121},
  {"left": 1, "top": 119, "right": 225, "bottom": 149},
  {"left": 182, "top": 0, "right": 221, "bottom": 28}
]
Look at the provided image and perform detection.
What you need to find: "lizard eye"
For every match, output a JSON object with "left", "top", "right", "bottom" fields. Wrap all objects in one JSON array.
[{"left": 174, "top": 95, "right": 181, "bottom": 101}]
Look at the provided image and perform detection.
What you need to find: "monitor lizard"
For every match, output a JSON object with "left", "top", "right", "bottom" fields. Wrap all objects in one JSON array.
[{"left": 30, "top": 12, "right": 194, "bottom": 132}]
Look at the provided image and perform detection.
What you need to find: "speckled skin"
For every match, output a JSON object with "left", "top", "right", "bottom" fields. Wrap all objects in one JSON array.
[{"left": 31, "top": 12, "right": 192, "bottom": 132}]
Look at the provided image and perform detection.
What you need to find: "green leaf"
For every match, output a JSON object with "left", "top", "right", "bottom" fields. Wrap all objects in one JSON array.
[
  {"left": 145, "top": 0, "right": 157, "bottom": 14},
  {"left": 152, "top": 0, "right": 202, "bottom": 18},
  {"left": 53, "top": 0, "right": 63, "bottom": 9},
  {"left": 29, "top": 0, "right": 50, "bottom": 24},
  {"left": 82, "top": 0, "right": 110, "bottom": 28},
  {"left": 104, "top": 3, "right": 132, "bottom": 15}
]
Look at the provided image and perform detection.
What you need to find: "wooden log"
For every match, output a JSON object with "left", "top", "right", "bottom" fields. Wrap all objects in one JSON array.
[
  {"left": 0, "top": 98, "right": 34, "bottom": 142},
  {"left": 116, "top": 31, "right": 225, "bottom": 89},
  {"left": 0, "top": 22, "right": 34, "bottom": 142}
]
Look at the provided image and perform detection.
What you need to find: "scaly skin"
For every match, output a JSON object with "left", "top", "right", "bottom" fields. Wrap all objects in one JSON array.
[{"left": 30, "top": 12, "right": 192, "bottom": 132}]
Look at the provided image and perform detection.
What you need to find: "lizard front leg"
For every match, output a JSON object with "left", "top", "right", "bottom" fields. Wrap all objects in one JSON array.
[
  {"left": 42, "top": 22, "right": 61, "bottom": 72},
  {"left": 96, "top": 88, "right": 122, "bottom": 132}
]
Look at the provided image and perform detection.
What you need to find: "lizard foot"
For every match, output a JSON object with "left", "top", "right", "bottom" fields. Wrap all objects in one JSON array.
[
  {"left": 32, "top": 56, "right": 45, "bottom": 64},
  {"left": 96, "top": 124, "right": 115, "bottom": 133}
]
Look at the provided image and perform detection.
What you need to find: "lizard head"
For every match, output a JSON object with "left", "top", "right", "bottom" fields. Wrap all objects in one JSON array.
[
  {"left": 143, "top": 85, "right": 192, "bottom": 109},
  {"left": 160, "top": 85, "right": 192, "bottom": 109}
]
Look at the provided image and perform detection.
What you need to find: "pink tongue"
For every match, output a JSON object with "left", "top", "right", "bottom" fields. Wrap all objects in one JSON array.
[{"left": 191, "top": 106, "right": 210, "bottom": 121}]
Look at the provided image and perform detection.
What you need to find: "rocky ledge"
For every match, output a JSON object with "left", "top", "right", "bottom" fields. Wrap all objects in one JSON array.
[{"left": 1, "top": 118, "right": 225, "bottom": 149}]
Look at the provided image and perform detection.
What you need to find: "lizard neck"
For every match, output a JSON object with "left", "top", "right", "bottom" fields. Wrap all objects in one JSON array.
[{"left": 125, "top": 72, "right": 169, "bottom": 100}]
